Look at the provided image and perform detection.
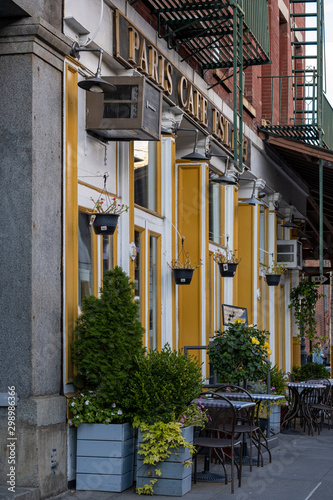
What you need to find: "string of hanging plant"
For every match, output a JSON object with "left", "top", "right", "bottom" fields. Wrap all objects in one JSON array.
[{"left": 289, "top": 278, "right": 325, "bottom": 344}]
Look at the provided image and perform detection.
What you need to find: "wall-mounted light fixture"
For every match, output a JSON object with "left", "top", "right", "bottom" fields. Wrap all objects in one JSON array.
[
  {"left": 70, "top": 41, "right": 117, "bottom": 93},
  {"left": 175, "top": 127, "right": 209, "bottom": 160},
  {"left": 239, "top": 178, "right": 266, "bottom": 206},
  {"left": 208, "top": 154, "right": 239, "bottom": 186},
  {"left": 281, "top": 215, "right": 299, "bottom": 228}
]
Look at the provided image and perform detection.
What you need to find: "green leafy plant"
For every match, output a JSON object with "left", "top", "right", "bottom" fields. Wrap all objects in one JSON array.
[
  {"left": 208, "top": 320, "right": 270, "bottom": 384},
  {"left": 70, "top": 391, "right": 124, "bottom": 427},
  {"left": 213, "top": 248, "right": 241, "bottom": 264},
  {"left": 71, "top": 266, "right": 145, "bottom": 421},
  {"left": 90, "top": 195, "right": 129, "bottom": 214},
  {"left": 290, "top": 362, "right": 330, "bottom": 382},
  {"left": 260, "top": 260, "right": 287, "bottom": 275},
  {"left": 167, "top": 252, "right": 203, "bottom": 269},
  {"left": 126, "top": 345, "right": 203, "bottom": 424},
  {"left": 126, "top": 345, "right": 204, "bottom": 494},
  {"left": 289, "top": 279, "right": 324, "bottom": 343}
]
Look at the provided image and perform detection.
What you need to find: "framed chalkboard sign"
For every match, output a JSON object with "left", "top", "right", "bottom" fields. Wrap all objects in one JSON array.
[{"left": 222, "top": 304, "right": 248, "bottom": 326}]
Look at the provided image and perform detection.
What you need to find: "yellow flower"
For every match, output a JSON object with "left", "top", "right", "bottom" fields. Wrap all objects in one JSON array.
[
  {"left": 234, "top": 318, "right": 245, "bottom": 324},
  {"left": 251, "top": 336, "right": 260, "bottom": 345},
  {"left": 267, "top": 348, "right": 272, "bottom": 355},
  {"left": 264, "top": 341, "right": 270, "bottom": 349},
  {"left": 248, "top": 324, "right": 254, "bottom": 328}
]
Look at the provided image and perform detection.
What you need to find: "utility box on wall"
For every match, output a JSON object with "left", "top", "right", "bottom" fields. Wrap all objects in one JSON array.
[{"left": 86, "top": 76, "right": 162, "bottom": 140}]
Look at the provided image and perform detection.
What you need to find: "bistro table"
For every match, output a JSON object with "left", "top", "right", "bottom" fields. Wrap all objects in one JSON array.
[
  {"left": 192, "top": 397, "right": 256, "bottom": 481},
  {"left": 283, "top": 382, "right": 326, "bottom": 435}
]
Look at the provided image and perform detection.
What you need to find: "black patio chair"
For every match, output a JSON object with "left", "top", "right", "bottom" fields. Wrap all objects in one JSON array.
[
  {"left": 213, "top": 384, "right": 272, "bottom": 468},
  {"left": 193, "top": 392, "right": 243, "bottom": 494}
]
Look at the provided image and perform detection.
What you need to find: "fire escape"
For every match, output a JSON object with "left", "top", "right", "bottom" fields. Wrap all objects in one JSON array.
[
  {"left": 130, "top": 0, "right": 270, "bottom": 171},
  {"left": 259, "top": 0, "right": 333, "bottom": 272}
]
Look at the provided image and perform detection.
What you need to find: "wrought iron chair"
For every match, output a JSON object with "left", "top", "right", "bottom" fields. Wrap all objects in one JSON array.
[
  {"left": 306, "top": 377, "right": 333, "bottom": 434},
  {"left": 193, "top": 392, "right": 243, "bottom": 494},
  {"left": 213, "top": 384, "right": 272, "bottom": 468}
]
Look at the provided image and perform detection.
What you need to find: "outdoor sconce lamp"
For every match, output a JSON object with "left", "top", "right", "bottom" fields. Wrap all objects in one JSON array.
[
  {"left": 208, "top": 154, "right": 239, "bottom": 186},
  {"left": 175, "top": 127, "right": 209, "bottom": 160},
  {"left": 281, "top": 215, "right": 299, "bottom": 229},
  {"left": 70, "top": 41, "right": 117, "bottom": 93},
  {"left": 239, "top": 178, "right": 265, "bottom": 206}
]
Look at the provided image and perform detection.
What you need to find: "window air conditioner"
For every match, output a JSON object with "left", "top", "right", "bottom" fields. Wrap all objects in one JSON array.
[{"left": 277, "top": 240, "right": 302, "bottom": 269}]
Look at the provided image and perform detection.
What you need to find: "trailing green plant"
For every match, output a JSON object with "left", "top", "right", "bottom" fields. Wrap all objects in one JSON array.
[
  {"left": 290, "top": 362, "right": 330, "bottom": 382},
  {"left": 71, "top": 266, "right": 145, "bottom": 420},
  {"left": 125, "top": 344, "right": 204, "bottom": 424},
  {"left": 134, "top": 419, "right": 195, "bottom": 496},
  {"left": 289, "top": 279, "right": 324, "bottom": 343},
  {"left": 208, "top": 320, "right": 271, "bottom": 384}
]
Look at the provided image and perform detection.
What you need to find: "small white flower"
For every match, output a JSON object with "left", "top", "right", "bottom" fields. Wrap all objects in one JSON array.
[
  {"left": 85, "top": 400, "right": 90, "bottom": 405},
  {"left": 81, "top": 393, "right": 85, "bottom": 397},
  {"left": 71, "top": 402, "right": 75, "bottom": 407},
  {"left": 117, "top": 409, "right": 123, "bottom": 415},
  {"left": 106, "top": 418, "right": 110, "bottom": 423},
  {"left": 112, "top": 403, "right": 116, "bottom": 408}
]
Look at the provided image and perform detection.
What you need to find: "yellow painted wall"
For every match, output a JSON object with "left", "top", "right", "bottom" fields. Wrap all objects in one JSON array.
[
  {"left": 177, "top": 162, "right": 202, "bottom": 351},
  {"left": 238, "top": 204, "right": 255, "bottom": 322}
]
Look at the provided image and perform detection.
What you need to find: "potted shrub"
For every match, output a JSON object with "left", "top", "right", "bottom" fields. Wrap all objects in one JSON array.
[
  {"left": 168, "top": 238, "right": 203, "bottom": 285},
  {"left": 208, "top": 319, "right": 271, "bottom": 385},
  {"left": 71, "top": 266, "right": 145, "bottom": 492},
  {"left": 213, "top": 248, "right": 241, "bottom": 278},
  {"left": 90, "top": 194, "right": 129, "bottom": 235},
  {"left": 124, "top": 345, "right": 206, "bottom": 496},
  {"left": 260, "top": 260, "right": 287, "bottom": 286}
]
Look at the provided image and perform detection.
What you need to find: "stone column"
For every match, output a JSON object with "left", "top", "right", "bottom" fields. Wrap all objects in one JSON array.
[{"left": 0, "top": 16, "right": 71, "bottom": 497}]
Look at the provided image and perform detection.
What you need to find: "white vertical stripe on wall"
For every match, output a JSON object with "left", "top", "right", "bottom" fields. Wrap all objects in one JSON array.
[
  {"left": 224, "top": 185, "right": 234, "bottom": 305},
  {"left": 161, "top": 136, "right": 174, "bottom": 348},
  {"left": 268, "top": 210, "right": 277, "bottom": 365},
  {"left": 117, "top": 142, "right": 130, "bottom": 275}
]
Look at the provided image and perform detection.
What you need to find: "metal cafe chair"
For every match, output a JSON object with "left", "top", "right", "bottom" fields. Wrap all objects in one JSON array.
[
  {"left": 193, "top": 393, "right": 243, "bottom": 494},
  {"left": 213, "top": 384, "right": 272, "bottom": 469},
  {"left": 306, "top": 377, "right": 333, "bottom": 434}
]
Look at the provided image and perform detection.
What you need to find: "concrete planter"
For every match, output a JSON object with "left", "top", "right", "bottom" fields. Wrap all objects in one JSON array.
[
  {"left": 76, "top": 422, "right": 134, "bottom": 492},
  {"left": 260, "top": 405, "right": 281, "bottom": 436},
  {"left": 136, "top": 426, "right": 194, "bottom": 496}
]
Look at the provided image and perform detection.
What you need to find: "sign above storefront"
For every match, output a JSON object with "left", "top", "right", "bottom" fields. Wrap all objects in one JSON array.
[{"left": 114, "top": 11, "right": 250, "bottom": 166}]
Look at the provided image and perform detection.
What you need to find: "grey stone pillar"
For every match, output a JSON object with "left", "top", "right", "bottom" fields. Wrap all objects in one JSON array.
[{"left": 0, "top": 16, "right": 71, "bottom": 498}]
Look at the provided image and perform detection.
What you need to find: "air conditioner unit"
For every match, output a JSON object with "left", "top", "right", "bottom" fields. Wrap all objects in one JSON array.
[
  {"left": 277, "top": 240, "right": 302, "bottom": 269},
  {"left": 86, "top": 76, "right": 162, "bottom": 141}
]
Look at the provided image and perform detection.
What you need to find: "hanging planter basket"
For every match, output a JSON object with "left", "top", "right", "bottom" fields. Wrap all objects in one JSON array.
[
  {"left": 218, "top": 262, "right": 238, "bottom": 278},
  {"left": 266, "top": 274, "right": 281, "bottom": 286},
  {"left": 91, "top": 213, "right": 120, "bottom": 235},
  {"left": 172, "top": 268, "right": 194, "bottom": 285}
]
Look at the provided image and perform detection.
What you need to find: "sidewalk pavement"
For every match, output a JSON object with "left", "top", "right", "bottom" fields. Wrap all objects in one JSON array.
[{"left": 2, "top": 426, "right": 333, "bottom": 500}]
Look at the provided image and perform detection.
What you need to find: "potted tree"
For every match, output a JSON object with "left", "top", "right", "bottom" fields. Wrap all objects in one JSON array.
[
  {"left": 213, "top": 248, "right": 241, "bottom": 278},
  {"left": 70, "top": 266, "right": 145, "bottom": 493},
  {"left": 260, "top": 260, "right": 287, "bottom": 286},
  {"left": 124, "top": 345, "right": 206, "bottom": 496}
]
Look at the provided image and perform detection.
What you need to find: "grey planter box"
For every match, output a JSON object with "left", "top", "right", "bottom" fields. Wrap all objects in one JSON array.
[
  {"left": 76, "top": 422, "right": 134, "bottom": 492},
  {"left": 136, "top": 426, "right": 193, "bottom": 497}
]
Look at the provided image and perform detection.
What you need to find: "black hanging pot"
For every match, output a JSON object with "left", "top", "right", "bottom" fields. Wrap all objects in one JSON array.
[
  {"left": 218, "top": 262, "right": 238, "bottom": 278},
  {"left": 91, "top": 213, "right": 120, "bottom": 235},
  {"left": 266, "top": 274, "right": 281, "bottom": 286},
  {"left": 172, "top": 268, "right": 194, "bottom": 285}
]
